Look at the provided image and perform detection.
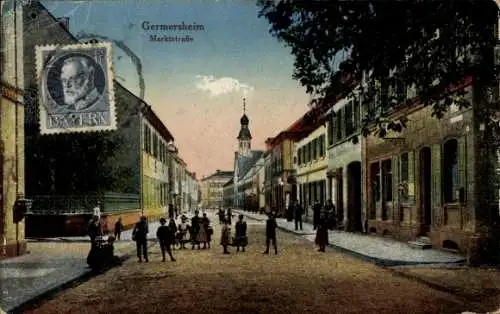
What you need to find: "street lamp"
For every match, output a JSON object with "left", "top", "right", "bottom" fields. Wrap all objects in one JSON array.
[{"left": 278, "top": 178, "right": 284, "bottom": 216}]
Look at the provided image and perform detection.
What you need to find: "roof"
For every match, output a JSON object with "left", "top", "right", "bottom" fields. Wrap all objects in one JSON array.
[
  {"left": 174, "top": 155, "right": 187, "bottom": 168},
  {"left": 141, "top": 104, "right": 174, "bottom": 142},
  {"left": 223, "top": 178, "right": 234, "bottom": 187},
  {"left": 237, "top": 126, "right": 252, "bottom": 140},
  {"left": 201, "top": 170, "right": 234, "bottom": 182},
  {"left": 236, "top": 150, "right": 264, "bottom": 180}
]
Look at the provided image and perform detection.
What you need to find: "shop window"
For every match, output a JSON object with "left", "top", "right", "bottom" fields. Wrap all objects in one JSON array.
[{"left": 443, "top": 139, "right": 459, "bottom": 203}]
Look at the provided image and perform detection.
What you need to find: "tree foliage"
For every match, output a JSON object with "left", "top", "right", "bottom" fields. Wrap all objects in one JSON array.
[{"left": 258, "top": 0, "right": 499, "bottom": 138}]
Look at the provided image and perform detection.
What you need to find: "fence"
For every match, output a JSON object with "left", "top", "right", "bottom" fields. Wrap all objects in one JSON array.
[{"left": 28, "top": 193, "right": 140, "bottom": 215}]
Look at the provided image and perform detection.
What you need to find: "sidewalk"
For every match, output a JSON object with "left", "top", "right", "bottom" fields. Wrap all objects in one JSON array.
[
  {"left": 1, "top": 212, "right": 214, "bottom": 313},
  {"left": 234, "top": 210, "right": 466, "bottom": 267}
]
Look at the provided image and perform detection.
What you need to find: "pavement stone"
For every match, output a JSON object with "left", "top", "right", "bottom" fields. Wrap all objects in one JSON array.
[
  {"left": 1, "top": 211, "right": 218, "bottom": 313},
  {"left": 234, "top": 210, "right": 466, "bottom": 267}
]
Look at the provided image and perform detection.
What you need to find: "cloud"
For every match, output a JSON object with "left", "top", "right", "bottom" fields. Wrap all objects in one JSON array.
[{"left": 195, "top": 75, "right": 254, "bottom": 97}]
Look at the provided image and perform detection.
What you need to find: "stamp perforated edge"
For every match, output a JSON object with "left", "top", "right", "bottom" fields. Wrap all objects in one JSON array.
[{"left": 35, "top": 42, "right": 118, "bottom": 135}]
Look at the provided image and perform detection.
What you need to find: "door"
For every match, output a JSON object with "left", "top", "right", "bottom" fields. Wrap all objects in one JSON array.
[
  {"left": 419, "top": 147, "right": 432, "bottom": 235},
  {"left": 347, "top": 162, "right": 362, "bottom": 231}
]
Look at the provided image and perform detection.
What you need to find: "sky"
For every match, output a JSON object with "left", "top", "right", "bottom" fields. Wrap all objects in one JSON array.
[{"left": 41, "top": 0, "right": 311, "bottom": 178}]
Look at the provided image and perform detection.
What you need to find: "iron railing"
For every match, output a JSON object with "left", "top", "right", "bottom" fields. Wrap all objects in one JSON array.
[{"left": 27, "top": 193, "right": 140, "bottom": 215}]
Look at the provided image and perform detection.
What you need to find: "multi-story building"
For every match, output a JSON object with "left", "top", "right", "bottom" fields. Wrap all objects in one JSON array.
[
  {"left": 325, "top": 88, "right": 364, "bottom": 231},
  {"left": 0, "top": 2, "right": 27, "bottom": 258},
  {"left": 201, "top": 170, "right": 233, "bottom": 209},
  {"left": 20, "top": 2, "right": 196, "bottom": 236},
  {"left": 295, "top": 121, "right": 328, "bottom": 219}
]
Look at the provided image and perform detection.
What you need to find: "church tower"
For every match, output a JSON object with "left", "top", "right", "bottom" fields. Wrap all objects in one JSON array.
[{"left": 237, "top": 98, "right": 252, "bottom": 157}]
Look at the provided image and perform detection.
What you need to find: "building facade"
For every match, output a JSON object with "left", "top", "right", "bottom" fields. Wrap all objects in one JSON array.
[
  {"left": 296, "top": 125, "right": 328, "bottom": 219},
  {"left": 201, "top": 170, "right": 233, "bottom": 209},
  {"left": 0, "top": 2, "right": 27, "bottom": 258},
  {"left": 326, "top": 92, "right": 363, "bottom": 231}
]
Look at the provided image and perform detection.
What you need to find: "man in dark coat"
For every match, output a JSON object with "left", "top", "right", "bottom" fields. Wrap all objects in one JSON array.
[
  {"left": 157, "top": 218, "right": 176, "bottom": 262},
  {"left": 263, "top": 212, "right": 278, "bottom": 255},
  {"left": 87, "top": 215, "right": 102, "bottom": 249},
  {"left": 191, "top": 210, "right": 201, "bottom": 250},
  {"left": 325, "top": 199, "right": 336, "bottom": 230},
  {"left": 235, "top": 214, "right": 248, "bottom": 252},
  {"left": 226, "top": 208, "right": 232, "bottom": 225},
  {"left": 294, "top": 200, "right": 303, "bottom": 231},
  {"left": 313, "top": 201, "right": 322, "bottom": 230},
  {"left": 218, "top": 208, "right": 225, "bottom": 224},
  {"left": 132, "top": 216, "right": 149, "bottom": 262}
]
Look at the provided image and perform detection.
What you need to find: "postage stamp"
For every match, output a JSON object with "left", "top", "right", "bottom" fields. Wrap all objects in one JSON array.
[{"left": 35, "top": 42, "right": 117, "bottom": 134}]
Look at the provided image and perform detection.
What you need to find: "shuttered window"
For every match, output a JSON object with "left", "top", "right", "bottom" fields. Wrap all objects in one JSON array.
[
  {"left": 443, "top": 139, "right": 459, "bottom": 203},
  {"left": 457, "top": 137, "right": 467, "bottom": 202},
  {"left": 431, "top": 143, "right": 442, "bottom": 213},
  {"left": 328, "top": 117, "right": 334, "bottom": 146}
]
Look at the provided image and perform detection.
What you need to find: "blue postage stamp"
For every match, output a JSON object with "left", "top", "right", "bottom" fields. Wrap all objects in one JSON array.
[{"left": 35, "top": 42, "right": 117, "bottom": 134}]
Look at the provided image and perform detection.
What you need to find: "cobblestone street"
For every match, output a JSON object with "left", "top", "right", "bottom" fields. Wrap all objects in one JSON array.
[{"left": 21, "top": 216, "right": 475, "bottom": 314}]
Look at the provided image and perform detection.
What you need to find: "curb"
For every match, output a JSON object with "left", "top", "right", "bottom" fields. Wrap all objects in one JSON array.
[
  {"left": 236, "top": 211, "right": 466, "bottom": 267},
  {"left": 7, "top": 240, "right": 158, "bottom": 314}
]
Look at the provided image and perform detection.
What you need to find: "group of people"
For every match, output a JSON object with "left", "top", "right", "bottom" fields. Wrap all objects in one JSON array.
[{"left": 132, "top": 210, "right": 214, "bottom": 263}]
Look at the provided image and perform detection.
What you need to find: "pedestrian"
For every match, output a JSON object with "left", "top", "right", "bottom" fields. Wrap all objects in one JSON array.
[
  {"left": 168, "top": 218, "right": 178, "bottom": 249},
  {"left": 315, "top": 218, "right": 329, "bottom": 252},
  {"left": 157, "top": 218, "right": 176, "bottom": 262},
  {"left": 325, "top": 199, "right": 336, "bottom": 230},
  {"left": 132, "top": 216, "right": 149, "bottom": 262},
  {"left": 313, "top": 201, "right": 322, "bottom": 230},
  {"left": 197, "top": 212, "right": 209, "bottom": 249},
  {"left": 294, "top": 200, "right": 303, "bottom": 231},
  {"left": 263, "top": 212, "right": 278, "bottom": 255},
  {"left": 168, "top": 204, "right": 174, "bottom": 220},
  {"left": 190, "top": 210, "right": 201, "bottom": 250},
  {"left": 174, "top": 205, "right": 179, "bottom": 219},
  {"left": 234, "top": 214, "right": 248, "bottom": 253},
  {"left": 201, "top": 212, "right": 212, "bottom": 248},
  {"left": 220, "top": 218, "right": 231, "bottom": 254},
  {"left": 87, "top": 215, "right": 103, "bottom": 250},
  {"left": 177, "top": 215, "right": 189, "bottom": 249},
  {"left": 227, "top": 208, "right": 232, "bottom": 225},
  {"left": 114, "top": 217, "right": 124, "bottom": 240},
  {"left": 218, "top": 208, "right": 225, "bottom": 224}
]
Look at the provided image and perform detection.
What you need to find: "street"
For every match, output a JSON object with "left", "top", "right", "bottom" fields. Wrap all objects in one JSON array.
[{"left": 22, "top": 216, "right": 469, "bottom": 314}]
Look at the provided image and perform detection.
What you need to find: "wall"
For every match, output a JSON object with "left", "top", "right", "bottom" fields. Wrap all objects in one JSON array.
[{"left": 0, "top": 3, "right": 27, "bottom": 258}]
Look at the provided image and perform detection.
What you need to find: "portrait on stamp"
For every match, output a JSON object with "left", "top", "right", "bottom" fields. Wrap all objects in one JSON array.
[{"left": 35, "top": 42, "right": 117, "bottom": 134}]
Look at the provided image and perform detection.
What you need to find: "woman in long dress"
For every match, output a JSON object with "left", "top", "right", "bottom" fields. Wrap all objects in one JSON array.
[
  {"left": 315, "top": 218, "right": 329, "bottom": 252},
  {"left": 177, "top": 215, "right": 189, "bottom": 249},
  {"left": 220, "top": 218, "right": 231, "bottom": 254},
  {"left": 197, "top": 213, "right": 209, "bottom": 249}
]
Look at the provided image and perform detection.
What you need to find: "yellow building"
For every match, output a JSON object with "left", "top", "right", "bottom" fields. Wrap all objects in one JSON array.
[
  {"left": 296, "top": 125, "right": 328, "bottom": 218},
  {"left": 1, "top": 2, "right": 27, "bottom": 258}
]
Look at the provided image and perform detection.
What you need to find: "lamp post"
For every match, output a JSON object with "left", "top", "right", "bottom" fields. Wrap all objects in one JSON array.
[
  {"left": 278, "top": 178, "right": 284, "bottom": 217},
  {"left": 166, "top": 142, "right": 178, "bottom": 208}
]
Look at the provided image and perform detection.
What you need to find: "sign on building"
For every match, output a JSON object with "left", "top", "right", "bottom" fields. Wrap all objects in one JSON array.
[{"left": 35, "top": 42, "right": 117, "bottom": 134}]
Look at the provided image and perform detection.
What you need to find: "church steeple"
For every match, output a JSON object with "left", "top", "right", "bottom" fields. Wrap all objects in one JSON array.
[{"left": 237, "top": 98, "right": 252, "bottom": 156}]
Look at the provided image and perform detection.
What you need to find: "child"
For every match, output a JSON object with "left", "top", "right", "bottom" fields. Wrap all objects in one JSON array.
[
  {"left": 220, "top": 218, "right": 231, "bottom": 254},
  {"left": 177, "top": 215, "right": 189, "bottom": 249},
  {"left": 156, "top": 218, "right": 176, "bottom": 262},
  {"left": 234, "top": 214, "right": 248, "bottom": 253}
]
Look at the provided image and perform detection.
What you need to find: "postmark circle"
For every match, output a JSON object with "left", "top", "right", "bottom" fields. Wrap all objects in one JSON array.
[{"left": 44, "top": 52, "right": 106, "bottom": 113}]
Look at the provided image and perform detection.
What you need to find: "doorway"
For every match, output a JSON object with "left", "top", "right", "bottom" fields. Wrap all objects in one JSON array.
[
  {"left": 419, "top": 147, "right": 432, "bottom": 235},
  {"left": 347, "top": 162, "right": 362, "bottom": 232}
]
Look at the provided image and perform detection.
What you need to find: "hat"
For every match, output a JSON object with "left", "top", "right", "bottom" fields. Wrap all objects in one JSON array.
[
  {"left": 160, "top": 218, "right": 167, "bottom": 224},
  {"left": 181, "top": 215, "right": 187, "bottom": 220}
]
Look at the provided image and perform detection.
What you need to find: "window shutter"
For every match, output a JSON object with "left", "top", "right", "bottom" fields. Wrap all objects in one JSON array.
[
  {"left": 457, "top": 136, "right": 467, "bottom": 201},
  {"left": 332, "top": 115, "right": 338, "bottom": 146},
  {"left": 392, "top": 155, "right": 399, "bottom": 220},
  {"left": 431, "top": 143, "right": 442, "bottom": 225}
]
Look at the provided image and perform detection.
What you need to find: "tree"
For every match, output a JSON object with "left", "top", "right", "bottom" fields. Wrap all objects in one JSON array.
[
  {"left": 258, "top": 0, "right": 498, "bottom": 134},
  {"left": 258, "top": 0, "right": 500, "bottom": 263}
]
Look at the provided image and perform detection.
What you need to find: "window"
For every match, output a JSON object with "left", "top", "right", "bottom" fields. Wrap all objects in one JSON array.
[
  {"left": 443, "top": 139, "right": 459, "bottom": 203},
  {"left": 319, "top": 135, "right": 325, "bottom": 157},
  {"left": 353, "top": 97, "right": 360, "bottom": 131},
  {"left": 382, "top": 159, "right": 393, "bottom": 202},
  {"left": 336, "top": 109, "right": 343, "bottom": 141},
  {"left": 143, "top": 124, "right": 148, "bottom": 151},
  {"left": 370, "top": 162, "right": 381, "bottom": 203},
  {"left": 327, "top": 117, "right": 334, "bottom": 146},
  {"left": 400, "top": 153, "right": 409, "bottom": 182},
  {"left": 298, "top": 148, "right": 302, "bottom": 165},
  {"left": 307, "top": 142, "right": 312, "bottom": 162},
  {"left": 312, "top": 139, "right": 317, "bottom": 160},
  {"left": 345, "top": 101, "right": 354, "bottom": 136}
]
